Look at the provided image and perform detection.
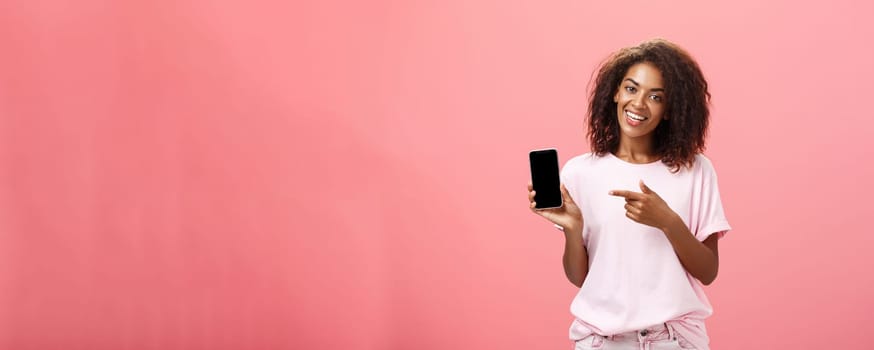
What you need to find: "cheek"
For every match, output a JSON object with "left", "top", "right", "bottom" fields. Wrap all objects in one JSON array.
[
  {"left": 650, "top": 103, "right": 666, "bottom": 119},
  {"left": 615, "top": 92, "right": 630, "bottom": 105}
]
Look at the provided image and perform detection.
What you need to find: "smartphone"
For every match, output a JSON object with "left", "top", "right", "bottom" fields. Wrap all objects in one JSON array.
[{"left": 529, "top": 148, "right": 563, "bottom": 209}]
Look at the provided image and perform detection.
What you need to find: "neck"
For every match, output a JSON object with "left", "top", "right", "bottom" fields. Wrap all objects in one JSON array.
[{"left": 614, "top": 135, "right": 658, "bottom": 164}]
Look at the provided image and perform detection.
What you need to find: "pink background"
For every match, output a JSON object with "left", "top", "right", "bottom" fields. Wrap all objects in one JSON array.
[{"left": 1, "top": 0, "right": 873, "bottom": 349}]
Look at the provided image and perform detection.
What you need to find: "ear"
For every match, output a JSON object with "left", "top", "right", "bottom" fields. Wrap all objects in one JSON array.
[{"left": 613, "top": 90, "right": 619, "bottom": 103}]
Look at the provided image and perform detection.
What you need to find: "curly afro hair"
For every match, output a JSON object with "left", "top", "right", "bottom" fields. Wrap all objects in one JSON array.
[{"left": 587, "top": 38, "right": 711, "bottom": 172}]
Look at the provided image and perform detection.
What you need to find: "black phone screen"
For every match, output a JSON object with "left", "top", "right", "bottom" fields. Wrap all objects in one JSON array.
[{"left": 529, "top": 149, "right": 562, "bottom": 209}]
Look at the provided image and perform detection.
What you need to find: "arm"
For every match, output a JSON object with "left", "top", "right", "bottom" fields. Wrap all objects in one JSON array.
[
  {"left": 661, "top": 217, "right": 719, "bottom": 285},
  {"left": 529, "top": 182, "right": 588, "bottom": 288},
  {"left": 561, "top": 226, "right": 589, "bottom": 288}
]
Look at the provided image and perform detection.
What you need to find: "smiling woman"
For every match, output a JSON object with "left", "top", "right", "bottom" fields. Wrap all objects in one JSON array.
[{"left": 528, "top": 39, "right": 729, "bottom": 350}]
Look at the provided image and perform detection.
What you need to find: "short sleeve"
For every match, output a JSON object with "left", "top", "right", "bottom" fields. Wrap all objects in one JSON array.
[
  {"left": 559, "top": 155, "right": 583, "bottom": 205},
  {"left": 693, "top": 157, "right": 732, "bottom": 242},
  {"left": 559, "top": 163, "right": 573, "bottom": 197},
  {"left": 558, "top": 155, "right": 589, "bottom": 235}
]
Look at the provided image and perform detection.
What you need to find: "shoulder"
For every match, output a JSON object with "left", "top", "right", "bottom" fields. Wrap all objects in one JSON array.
[
  {"left": 691, "top": 154, "right": 723, "bottom": 181},
  {"left": 562, "top": 152, "right": 600, "bottom": 172},
  {"left": 560, "top": 153, "right": 600, "bottom": 192},
  {"left": 692, "top": 153, "right": 713, "bottom": 169}
]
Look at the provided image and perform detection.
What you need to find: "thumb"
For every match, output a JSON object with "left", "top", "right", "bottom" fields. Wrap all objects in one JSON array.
[
  {"left": 639, "top": 180, "right": 654, "bottom": 194},
  {"left": 561, "top": 183, "right": 575, "bottom": 204}
]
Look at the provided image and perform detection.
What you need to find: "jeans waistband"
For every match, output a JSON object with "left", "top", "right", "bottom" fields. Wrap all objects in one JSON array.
[{"left": 605, "top": 323, "right": 676, "bottom": 342}]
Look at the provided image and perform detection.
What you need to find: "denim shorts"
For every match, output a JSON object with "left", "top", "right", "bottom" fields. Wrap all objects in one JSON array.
[{"left": 573, "top": 323, "right": 696, "bottom": 350}]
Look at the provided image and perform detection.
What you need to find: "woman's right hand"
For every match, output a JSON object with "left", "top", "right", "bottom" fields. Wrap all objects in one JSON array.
[{"left": 528, "top": 182, "right": 583, "bottom": 233}]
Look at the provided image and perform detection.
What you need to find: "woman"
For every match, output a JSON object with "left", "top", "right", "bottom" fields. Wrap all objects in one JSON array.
[{"left": 527, "top": 39, "right": 731, "bottom": 350}]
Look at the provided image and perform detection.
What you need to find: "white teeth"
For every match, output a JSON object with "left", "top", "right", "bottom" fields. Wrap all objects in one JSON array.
[{"left": 626, "top": 111, "right": 647, "bottom": 121}]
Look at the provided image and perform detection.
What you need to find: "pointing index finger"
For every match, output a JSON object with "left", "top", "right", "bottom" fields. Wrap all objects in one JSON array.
[{"left": 609, "top": 190, "right": 644, "bottom": 200}]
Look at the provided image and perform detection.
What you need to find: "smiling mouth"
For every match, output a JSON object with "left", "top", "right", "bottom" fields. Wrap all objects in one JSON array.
[{"left": 625, "top": 110, "right": 648, "bottom": 121}]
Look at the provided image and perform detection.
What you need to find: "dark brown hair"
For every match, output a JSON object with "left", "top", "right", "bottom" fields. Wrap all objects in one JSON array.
[{"left": 587, "top": 38, "right": 710, "bottom": 172}]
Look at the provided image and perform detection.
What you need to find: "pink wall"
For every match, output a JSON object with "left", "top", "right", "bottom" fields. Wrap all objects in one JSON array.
[{"left": 1, "top": 0, "right": 873, "bottom": 349}]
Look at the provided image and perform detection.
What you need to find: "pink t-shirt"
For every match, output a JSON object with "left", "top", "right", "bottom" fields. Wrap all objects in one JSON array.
[{"left": 560, "top": 152, "right": 731, "bottom": 350}]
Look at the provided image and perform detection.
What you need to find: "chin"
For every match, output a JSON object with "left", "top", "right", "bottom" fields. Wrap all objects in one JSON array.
[{"left": 620, "top": 125, "right": 652, "bottom": 139}]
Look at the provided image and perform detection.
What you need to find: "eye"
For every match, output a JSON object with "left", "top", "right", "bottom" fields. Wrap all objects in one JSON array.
[
  {"left": 625, "top": 86, "right": 637, "bottom": 93},
  {"left": 649, "top": 94, "right": 663, "bottom": 102}
]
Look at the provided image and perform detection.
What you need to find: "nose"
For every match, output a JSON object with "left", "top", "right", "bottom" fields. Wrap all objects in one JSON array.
[{"left": 631, "top": 93, "right": 646, "bottom": 108}]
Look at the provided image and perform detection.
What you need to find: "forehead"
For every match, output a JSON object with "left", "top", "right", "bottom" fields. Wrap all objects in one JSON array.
[{"left": 623, "top": 62, "right": 664, "bottom": 88}]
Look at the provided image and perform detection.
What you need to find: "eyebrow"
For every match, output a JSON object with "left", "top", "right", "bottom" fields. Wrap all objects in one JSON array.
[{"left": 624, "top": 78, "right": 665, "bottom": 92}]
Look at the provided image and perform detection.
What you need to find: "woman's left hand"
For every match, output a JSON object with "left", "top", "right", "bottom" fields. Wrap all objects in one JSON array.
[{"left": 609, "top": 180, "right": 678, "bottom": 230}]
